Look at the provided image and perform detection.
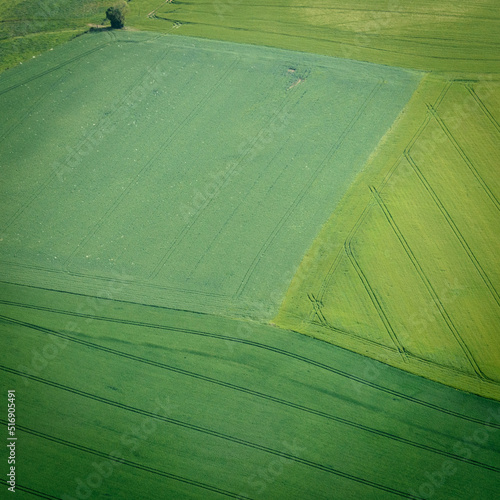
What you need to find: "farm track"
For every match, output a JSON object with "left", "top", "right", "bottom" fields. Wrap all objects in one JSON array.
[
  {"left": 405, "top": 152, "right": 500, "bottom": 308},
  {"left": 467, "top": 83, "right": 500, "bottom": 134},
  {"left": 426, "top": 103, "right": 500, "bottom": 213},
  {"left": 0, "top": 422, "right": 426, "bottom": 499},
  {"left": 188, "top": 132, "right": 293, "bottom": 281},
  {"left": 0, "top": 39, "right": 114, "bottom": 97},
  {"left": 343, "top": 209, "right": 407, "bottom": 361},
  {"left": 150, "top": 78, "right": 288, "bottom": 281},
  {"left": 310, "top": 82, "right": 453, "bottom": 348},
  {"left": 154, "top": 13, "right": 500, "bottom": 63},
  {"left": 1, "top": 334, "right": 499, "bottom": 497},
  {"left": 0, "top": 480, "right": 59, "bottom": 500},
  {"left": 0, "top": 420, "right": 252, "bottom": 500},
  {"left": 369, "top": 186, "right": 487, "bottom": 380},
  {"left": 2, "top": 298, "right": 498, "bottom": 428}
]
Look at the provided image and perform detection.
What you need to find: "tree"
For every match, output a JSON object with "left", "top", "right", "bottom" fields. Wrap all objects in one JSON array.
[{"left": 106, "top": 2, "right": 128, "bottom": 29}]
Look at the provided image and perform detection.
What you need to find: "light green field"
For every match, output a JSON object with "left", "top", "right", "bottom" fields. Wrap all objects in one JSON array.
[
  {"left": 276, "top": 74, "right": 500, "bottom": 400},
  {"left": 2, "top": 1, "right": 500, "bottom": 74},
  {"left": 1, "top": 282, "right": 499, "bottom": 499},
  {"left": 126, "top": 0, "right": 500, "bottom": 73},
  {"left": 0, "top": 30, "right": 420, "bottom": 320}
]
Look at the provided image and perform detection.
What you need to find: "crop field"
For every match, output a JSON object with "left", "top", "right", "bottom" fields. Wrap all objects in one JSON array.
[
  {"left": 276, "top": 74, "right": 500, "bottom": 400},
  {"left": 0, "top": 30, "right": 419, "bottom": 320},
  {"left": 1, "top": 282, "right": 500, "bottom": 499},
  {"left": 125, "top": 0, "right": 500, "bottom": 73},
  {"left": 1, "top": 1, "right": 500, "bottom": 499},
  {"left": 2, "top": 1, "right": 500, "bottom": 73}
]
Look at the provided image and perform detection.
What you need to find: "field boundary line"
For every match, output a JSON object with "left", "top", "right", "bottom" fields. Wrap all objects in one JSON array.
[
  {"left": 0, "top": 39, "right": 114, "bottom": 97},
  {"left": 426, "top": 103, "right": 500, "bottom": 212},
  {"left": 154, "top": 15, "right": 500, "bottom": 65},
  {"left": 369, "top": 186, "right": 487, "bottom": 380},
  {"left": 1, "top": 307, "right": 498, "bottom": 427},
  {"left": 312, "top": 81, "right": 451, "bottom": 343},
  {"left": 379, "top": 80, "right": 451, "bottom": 191},
  {"left": 0, "top": 260, "right": 231, "bottom": 302},
  {"left": 313, "top": 155, "right": 405, "bottom": 330},
  {"left": 236, "top": 79, "right": 385, "bottom": 297},
  {"left": 405, "top": 152, "right": 500, "bottom": 308}
]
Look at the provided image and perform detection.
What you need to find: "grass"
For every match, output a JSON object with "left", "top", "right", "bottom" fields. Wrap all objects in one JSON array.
[
  {"left": 1, "top": 281, "right": 500, "bottom": 498},
  {"left": 275, "top": 73, "right": 500, "bottom": 400},
  {"left": 0, "top": 30, "right": 420, "bottom": 320},
  {"left": 0, "top": 0, "right": 110, "bottom": 72},
  {"left": 2, "top": 1, "right": 500, "bottom": 74}
]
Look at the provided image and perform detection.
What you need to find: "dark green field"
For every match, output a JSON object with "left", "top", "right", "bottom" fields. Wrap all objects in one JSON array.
[{"left": 1, "top": 282, "right": 500, "bottom": 498}]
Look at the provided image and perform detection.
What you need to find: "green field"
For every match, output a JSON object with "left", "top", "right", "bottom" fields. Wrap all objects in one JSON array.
[
  {"left": 0, "top": 0, "right": 111, "bottom": 72},
  {"left": 1, "top": 1, "right": 500, "bottom": 499},
  {"left": 0, "top": 30, "right": 419, "bottom": 320},
  {"left": 2, "top": 1, "right": 500, "bottom": 73},
  {"left": 1, "top": 282, "right": 499, "bottom": 499},
  {"left": 126, "top": 0, "right": 500, "bottom": 73}
]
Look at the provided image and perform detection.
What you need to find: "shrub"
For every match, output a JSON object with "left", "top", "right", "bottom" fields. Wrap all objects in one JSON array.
[{"left": 106, "top": 2, "right": 128, "bottom": 29}]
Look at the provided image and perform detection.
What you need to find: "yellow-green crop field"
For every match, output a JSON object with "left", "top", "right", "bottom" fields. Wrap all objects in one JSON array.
[{"left": 276, "top": 74, "right": 500, "bottom": 400}]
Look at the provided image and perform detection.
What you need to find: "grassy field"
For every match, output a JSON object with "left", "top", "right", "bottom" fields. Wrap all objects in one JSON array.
[
  {"left": 0, "top": 0, "right": 111, "bottom": 72},
  {"left": 1, "top": 281, "right": 499, "bottom": 499},
  {"left": 275, "top": 74, "right": 500, "bottom": 400},
  {"left": 0, "top": 30, "right": 420, "bottom": 320},
  {"left": 125, "top": 0, "right": 500, "bottom": 73},
  {"left": 2, "top": 1, "right": 500, "bottom": 73}
]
